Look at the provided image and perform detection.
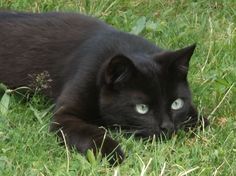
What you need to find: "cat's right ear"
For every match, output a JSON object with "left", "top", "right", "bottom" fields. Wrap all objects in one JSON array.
[{"left": 104, "top": 54, "right": 136, "bottom": 85}]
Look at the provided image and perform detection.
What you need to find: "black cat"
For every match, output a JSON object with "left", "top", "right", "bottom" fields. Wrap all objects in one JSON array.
[{"left": 0, "top": 12, "right": 208, "bottom": 165}]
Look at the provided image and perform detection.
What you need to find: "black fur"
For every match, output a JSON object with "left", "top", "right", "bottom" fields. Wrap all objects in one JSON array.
[{"left": 0, "top": 12, "right": 208, "bottom": 165}]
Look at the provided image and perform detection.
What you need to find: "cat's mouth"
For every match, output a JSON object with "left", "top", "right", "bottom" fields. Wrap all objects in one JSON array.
[{"left": 132, "top": 129, "right": 176, "bottom": 140}]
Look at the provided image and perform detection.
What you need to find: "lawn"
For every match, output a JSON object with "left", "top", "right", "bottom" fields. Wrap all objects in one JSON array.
[{"left": 0, "top": 0, "right": 236, "bottom": 175}]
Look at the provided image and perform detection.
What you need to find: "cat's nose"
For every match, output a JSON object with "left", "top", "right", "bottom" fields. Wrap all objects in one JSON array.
[{"left": 160, "top": 121, "right": 175, "bottom": 134}]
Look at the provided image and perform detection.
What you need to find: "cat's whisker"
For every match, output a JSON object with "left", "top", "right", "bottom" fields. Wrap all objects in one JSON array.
[{"left": 178, "top": 116, "right": 194, "bottom": 126}]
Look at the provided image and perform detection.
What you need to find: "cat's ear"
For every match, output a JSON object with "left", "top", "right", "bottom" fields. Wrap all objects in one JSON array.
[
  {"left": 104, "top": 54, "right": 136, "bottom": 85},
  {"left": 171, "top": 44, "right": 196, "bottom": 74},
  {"left": 155, "top": 44, "right": 196, "bottom": 75}
]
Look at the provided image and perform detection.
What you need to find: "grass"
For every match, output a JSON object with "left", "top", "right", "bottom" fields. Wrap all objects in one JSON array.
[{"left": 0, "top": 0, "right": 236, "bottom": 175}]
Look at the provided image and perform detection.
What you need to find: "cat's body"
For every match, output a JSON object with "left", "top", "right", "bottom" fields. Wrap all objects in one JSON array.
[{"left": 0, "top": 12, "right": 208, "bottom": 164}]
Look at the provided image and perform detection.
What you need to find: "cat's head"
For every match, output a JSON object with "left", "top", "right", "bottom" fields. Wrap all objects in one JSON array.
[{"left": 98, "top": 44, "right": 208, "bottom": 138}]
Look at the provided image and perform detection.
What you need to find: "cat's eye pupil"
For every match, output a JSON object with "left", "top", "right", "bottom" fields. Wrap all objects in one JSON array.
[
  {"left": 135, "top": 104, "right": 149, "bottom": 114},
  {"left": 171, "top": 98, "right": 184, "bottom": 110}
]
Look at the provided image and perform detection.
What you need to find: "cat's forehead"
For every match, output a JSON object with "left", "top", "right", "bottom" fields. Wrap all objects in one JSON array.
[
  {"left": 132, "top": 62, "right": 162, "bottom": 92},
  {"left": 125, "top": 53, "right": 180, "bottom": 92},
  {"left": 134, "top": 58, "right": 162, "bottom": 80},
  {"left": 132, "top": 57, "right": 178, "bottom": 93}
]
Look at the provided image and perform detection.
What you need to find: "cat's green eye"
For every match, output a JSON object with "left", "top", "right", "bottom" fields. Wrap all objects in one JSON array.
[
  {"left": 135, "top": 104, "right": 149, "bottom": 114},
  {"left": 171, "top": 98, "right": 184, "bottom": 110}
]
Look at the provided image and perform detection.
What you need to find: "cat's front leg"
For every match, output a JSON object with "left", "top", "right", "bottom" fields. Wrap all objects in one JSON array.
[{"left": 50, "top": 113, "right": 125, "bottom": 165}]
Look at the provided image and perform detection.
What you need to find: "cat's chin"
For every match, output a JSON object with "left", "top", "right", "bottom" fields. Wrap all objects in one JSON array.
[{"left": 108, "top": 125, "right": 177, "bottom": 140}]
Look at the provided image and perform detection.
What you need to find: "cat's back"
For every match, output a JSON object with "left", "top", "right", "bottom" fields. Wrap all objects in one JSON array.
[
  {"left": 0, "top": 12, "right": 112, "bottom": 62},
  {"left": 0, "top": 11, "right": 111, "bottom": 43},
  {"left": 0, "top": 12, "right": 113, "bottom": 95}
]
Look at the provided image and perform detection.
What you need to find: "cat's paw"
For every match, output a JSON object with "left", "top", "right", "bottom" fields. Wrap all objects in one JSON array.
[{"left": 92, "top": 136, "right": 125, "bottom": 165}]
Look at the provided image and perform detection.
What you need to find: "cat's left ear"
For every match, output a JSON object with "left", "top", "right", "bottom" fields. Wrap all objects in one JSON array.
[
  {"left": 155, "top": 44, "right": 196, "bottom": 75},
  {"left": 171, "top": 44, "right": 196, "bottom": 74}
]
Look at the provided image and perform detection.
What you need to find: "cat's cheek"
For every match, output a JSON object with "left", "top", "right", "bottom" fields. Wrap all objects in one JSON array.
[
  {"left": 181, "top": 105, "right": 209, "bottom": 130},
  {"left": 172, "top": 110, "right": 188, "bottom": 125}
]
